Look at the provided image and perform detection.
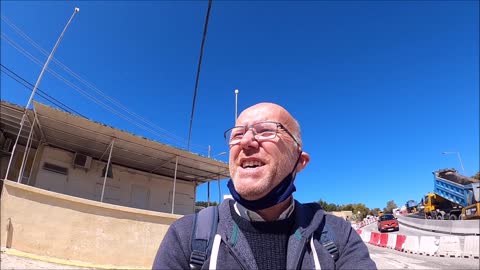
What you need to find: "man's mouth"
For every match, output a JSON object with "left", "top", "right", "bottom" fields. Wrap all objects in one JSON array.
[{"left": 241, "top": 160, "right": 265, "bottom": 169}]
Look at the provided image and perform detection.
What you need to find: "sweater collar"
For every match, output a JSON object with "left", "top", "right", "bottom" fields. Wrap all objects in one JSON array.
[{"left": 233, "top": 197, "right": 295, "bottom": 222}]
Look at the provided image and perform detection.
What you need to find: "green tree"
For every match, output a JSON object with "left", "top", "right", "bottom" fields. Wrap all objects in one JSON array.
[
  {"left": 327, "top": 203, "right": 339, "bottom": 212},
  {"left": 317, "top": 199, "right": 329, "bottom": 210},
  {"left": 383, "top": 200, "right": 398, "bottom": 213},
  {"left": 316, "top": 199, "right": 339, "bottom": 212},
  {"left": 352, "top": 203, "right": 369, "bottom": 220},
  {"left": 473, "top": 172, "right": 480, "bottom": 180},
  {"left": 195, "top": 201, "right": 217, "bottom": 207},
  {"left": 317, "top": 199, "right": 371, "bottom": 220},
  {"left": 369, "top": 208, "right": 381, "bottom": 216},
  {"left": 338, "top": 203, "right": 370, "bottom": 221}
]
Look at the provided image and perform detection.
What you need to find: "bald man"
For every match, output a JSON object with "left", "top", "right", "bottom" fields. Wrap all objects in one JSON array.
[{"left": 153, "top": 103, "right": 376, "bottom": 270}]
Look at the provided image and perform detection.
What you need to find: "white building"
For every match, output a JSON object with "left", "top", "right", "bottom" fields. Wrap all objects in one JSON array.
[{"left": 0, "top": 101, "right": 229, "bottom": 215}]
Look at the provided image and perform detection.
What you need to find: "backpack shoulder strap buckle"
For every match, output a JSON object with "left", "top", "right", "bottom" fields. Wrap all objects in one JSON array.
[
  {"left": 321, "top": 240, "right": 339, "bottom": 260},
  {"left": 189, "top": 206, "right": 219, "bottom": 270},
  {"left": 189, "top": 250, "right": 207, "bottom": 270}
]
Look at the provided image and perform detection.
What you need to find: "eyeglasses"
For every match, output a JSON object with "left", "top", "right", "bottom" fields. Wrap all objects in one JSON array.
[{"left": 224, "top": 121, "right": 299, "bottom": 145}]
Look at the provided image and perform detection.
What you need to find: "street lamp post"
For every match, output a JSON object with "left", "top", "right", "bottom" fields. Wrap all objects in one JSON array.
[
  {"left": 4, "top": 7, "right": 80, "bottom": 181},
  {"left": 234, "top": 89, "right": 239, "bottom": 122},
  {"left": 442, "top": 151, "right": 465, "bottom": 174}
]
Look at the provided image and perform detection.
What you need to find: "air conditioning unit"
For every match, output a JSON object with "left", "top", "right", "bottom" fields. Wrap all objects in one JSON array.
[{"left": 73, "top": 153, "right": 92, "bottom": 170}]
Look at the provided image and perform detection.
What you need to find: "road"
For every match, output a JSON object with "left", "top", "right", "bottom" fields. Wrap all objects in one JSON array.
[
  {"left": 362, "top": 221, "right": 478, "bottom": 269},
  {"left": 2, "top": 246, "right": 479, "bottom": 270},
  {"left": 366, "top": 219, "right": 459, "bottom": 237},
  {"left": 367, "top": 243, "right": 479, "bottom": 269},
  {"left": 362, "top": 219, "right": 467, "bottom": 246}
]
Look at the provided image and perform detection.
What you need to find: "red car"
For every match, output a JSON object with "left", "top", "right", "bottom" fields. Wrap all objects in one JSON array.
[{"left": 377, "top": 214, "right": 399, "bottom": 232}]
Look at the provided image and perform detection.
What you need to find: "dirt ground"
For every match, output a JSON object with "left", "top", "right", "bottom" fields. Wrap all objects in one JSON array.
[{"left": 0, "top": 251, "right": 95, "bottom": 270}]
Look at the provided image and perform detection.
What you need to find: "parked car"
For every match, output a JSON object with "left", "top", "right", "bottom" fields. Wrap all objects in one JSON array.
[{"left": 377, "top": 214, "right": 399, "bottom": 232}]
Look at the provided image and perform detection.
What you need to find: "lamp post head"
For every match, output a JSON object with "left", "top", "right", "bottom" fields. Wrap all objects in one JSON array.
[
  {"left": 235, "top": 89, "right": 239, "bottom": 94},
  {"left": 74, "top": 7, "right": 80, "bottom": 13},
  {"left": 214, "top": 151, "right": 227, "bottom": 157}
]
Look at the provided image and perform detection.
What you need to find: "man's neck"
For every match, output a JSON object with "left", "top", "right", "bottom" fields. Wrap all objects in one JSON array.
[{"left": 255, "top": 196, "right": 293, "bottom": 222}]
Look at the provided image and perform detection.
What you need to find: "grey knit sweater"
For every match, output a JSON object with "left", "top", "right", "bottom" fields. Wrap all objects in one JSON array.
[{"left": 153, "top": 199, "right": 377, "bottom": 269}]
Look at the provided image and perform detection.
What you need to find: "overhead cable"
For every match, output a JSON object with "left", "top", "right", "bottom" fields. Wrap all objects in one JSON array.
[
  {"left": 0, "top": 64, "right": 86, "bottom": 117},
  {"left": 1, "top": 31, "right": 208, "bottom": 153},
  {"left": 0, "top": 19, "right": 200, "bottom": 150},
  {"left": 2, "top": 15, "right": 209, "bottom": 153},
  {"left": 187, "top": 0, "right": 213, "bottom": 150}
]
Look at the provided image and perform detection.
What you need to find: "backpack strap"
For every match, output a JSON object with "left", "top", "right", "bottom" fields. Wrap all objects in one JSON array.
[
  {"left": 305, "top": 203, "right": 340, "bottom": 261},
  {"left": 318, "top": 217, "right": 340, "bottom": 261},
  {"left": 189, "top": 206, "right": 219, "bottom": 270}
]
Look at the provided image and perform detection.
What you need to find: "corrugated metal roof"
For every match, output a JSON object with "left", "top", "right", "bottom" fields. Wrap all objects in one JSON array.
[{"left": 0, "top": 101, "right": 230, "bottom": 183}]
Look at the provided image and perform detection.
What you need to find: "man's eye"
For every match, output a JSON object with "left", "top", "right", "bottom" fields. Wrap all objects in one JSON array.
[
  {"left": 231, "top": 132, "right": 244, "bottom": 138},
  {"left": 259, "top": 130, "right": 275, "bottom": 136},
  {"left": 256, "top": 127, "right": 272, "bottom": 132}
]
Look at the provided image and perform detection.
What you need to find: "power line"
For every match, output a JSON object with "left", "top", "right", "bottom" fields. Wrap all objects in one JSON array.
[
  {"left": 1, "top": 31, "right": 208, "bottom": 153},
  {"left": 2, "top": 15, "right": 209, "bottom": 153},
  {"left": 187, "top": 0, "right": 213, "bottom": 150},
  {"left": 1, "top": 68, "right": 73, "bottom": 114},
  {"left": 0, "top": 64, "right": 87, "bottom": 117}
]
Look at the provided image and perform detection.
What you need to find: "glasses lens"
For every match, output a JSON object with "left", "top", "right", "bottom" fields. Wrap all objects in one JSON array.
[
  {"left": 252, "top": 122, "right": 277, "bottom": 140},
  {"left": 225, "top": 122, "right": 279, "bottom": 145},
  {"left": 225, "top": 127, "right": 245, "bottom": 144}
]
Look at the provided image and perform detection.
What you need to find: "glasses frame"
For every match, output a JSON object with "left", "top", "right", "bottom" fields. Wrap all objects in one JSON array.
[{"left": 224, "top": 121, "right": 299, "bottom": 146}]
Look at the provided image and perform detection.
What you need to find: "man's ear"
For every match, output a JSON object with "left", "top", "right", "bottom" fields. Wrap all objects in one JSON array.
[{"left": 295, "top": 151, "right": 310, "bottom": 173}]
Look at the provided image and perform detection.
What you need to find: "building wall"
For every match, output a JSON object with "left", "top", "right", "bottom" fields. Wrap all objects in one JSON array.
[
  {"left": 33, "top": 146, "right": 195, "bottom": 215},
  {"left": 330, "top": 211, "right": 353, "bottom": 220},
  {"left": 0, "top": 180, "right": 180, "bottom": 268}
]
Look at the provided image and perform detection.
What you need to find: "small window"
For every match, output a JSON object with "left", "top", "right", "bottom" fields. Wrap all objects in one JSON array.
[
  {"left": 101, "top": 162, "right": 113, "bottom": 178},
  {"left": 43, "top": 162, "right": 68, "bottom": 175}
]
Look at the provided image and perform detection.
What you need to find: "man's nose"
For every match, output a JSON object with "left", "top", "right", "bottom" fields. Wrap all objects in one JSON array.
[{"left": 239, "top": 129, "right": 258, "bottom": 148}]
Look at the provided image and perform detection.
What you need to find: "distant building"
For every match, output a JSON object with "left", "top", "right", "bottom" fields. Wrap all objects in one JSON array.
[{"left": 330, "top": 210, "right": 353, "bottom": 221}]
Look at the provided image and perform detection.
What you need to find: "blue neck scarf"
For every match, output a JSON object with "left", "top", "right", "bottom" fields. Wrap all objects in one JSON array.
[{"left": 227, "top": 153, "right": 302, "bottom": 211}]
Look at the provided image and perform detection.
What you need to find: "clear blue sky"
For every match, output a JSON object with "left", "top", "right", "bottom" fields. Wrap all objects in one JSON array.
[{"left": 1, "top": 1, "right": 478, "bottom": 210}]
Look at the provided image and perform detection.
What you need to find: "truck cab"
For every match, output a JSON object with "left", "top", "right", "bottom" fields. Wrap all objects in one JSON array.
[{"left": 423, "top": 193, "right": 462, "bottom": 220}]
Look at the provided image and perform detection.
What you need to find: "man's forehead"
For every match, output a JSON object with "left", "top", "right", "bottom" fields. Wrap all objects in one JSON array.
[{"left": 237, "top": 104, "right": 285, "bottom": 125}]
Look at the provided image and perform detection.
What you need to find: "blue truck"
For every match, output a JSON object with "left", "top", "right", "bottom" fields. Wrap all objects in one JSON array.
[
  {"left": 422, "top": 168, "right": 480, "bottom": 220},
  {"left": 405, "top": 200, "right": 418, "bottom": 213}
]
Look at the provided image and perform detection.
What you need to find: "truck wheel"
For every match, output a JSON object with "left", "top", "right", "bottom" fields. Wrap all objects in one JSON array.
[
  {"left": 436, "top": 214, "right": 443, "bottom": 220},
  {"left": 449, "top": 215, "right": 457, "bottom": 220},
  {"left": 426, "top": 215, "right": 432, "bottom": 219}
]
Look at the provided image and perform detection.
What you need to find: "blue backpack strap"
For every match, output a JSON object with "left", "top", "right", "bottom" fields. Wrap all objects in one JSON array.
[{"left": 189, "top": 206, "right": 219, "bottom": 270}]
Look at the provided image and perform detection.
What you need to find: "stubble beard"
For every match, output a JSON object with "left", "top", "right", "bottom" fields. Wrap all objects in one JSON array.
[{"left": 231, "top": 165, "right": 281, "bottom": 201}]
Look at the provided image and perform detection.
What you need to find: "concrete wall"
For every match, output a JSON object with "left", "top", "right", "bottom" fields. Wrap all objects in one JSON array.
[
  {"left": 1, "top": 180, "right": 181, "bottom": 268},
  {"left": 397, "top": 215, "right": 480, "bottom": 235},
  {"left": 33, "top": 146, "right": 195, "bottom": 215}
]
